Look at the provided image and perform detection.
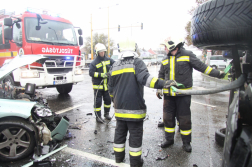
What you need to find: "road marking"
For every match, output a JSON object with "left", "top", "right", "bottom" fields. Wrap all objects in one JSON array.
[
  {"left": 191, "top": 101, "right": 216, "bottom": 108},
  {"left": 55, "top": 104, "right": 85, "bottom": 114},
  {"left": 63, "top": 147, "right": 130, "bottom": 167}
]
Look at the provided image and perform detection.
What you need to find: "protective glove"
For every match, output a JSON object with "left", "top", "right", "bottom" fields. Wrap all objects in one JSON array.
[
  {"left": 163, "top": 80, "right": 178, "bottom": 88},
  {"left": 156, "top": 89, "right": 163, "bottom": 99},
  {"left": 101, "top": 73, "right": 108, "bottom": 78},
  {"left": 217, "top": 71, "right": 226, "bottom": 79}
]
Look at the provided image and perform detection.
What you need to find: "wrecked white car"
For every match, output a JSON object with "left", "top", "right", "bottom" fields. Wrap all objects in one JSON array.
[{"left": 0, "top": 55, "right": 69, "bottom": 162}]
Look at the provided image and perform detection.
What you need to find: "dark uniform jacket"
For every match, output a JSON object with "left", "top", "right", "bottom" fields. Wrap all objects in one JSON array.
[
  {"left": 159, "top": 47, "right": 220, "bottom": 96},
  {"left": 89, "top": 55, "right": 115, "bottom": 91},
  {"left": 108, "top": 57, "right": 165, "bottom": 121}
]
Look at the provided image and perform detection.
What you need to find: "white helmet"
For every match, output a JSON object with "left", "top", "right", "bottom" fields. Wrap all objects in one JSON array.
[
  {"left": 95, "top": 43, "right": 107, "bottom": 55},
  {"left": 117, "top": 38, "right": 138, "bottom": 58},
  {"left": 160, "top": 39, "right": 184, "bottom": 52}
]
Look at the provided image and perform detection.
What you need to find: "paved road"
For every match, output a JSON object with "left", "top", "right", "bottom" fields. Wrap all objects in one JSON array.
[{"left": 2, "top": 65, "right": 230, "bottom": 167}]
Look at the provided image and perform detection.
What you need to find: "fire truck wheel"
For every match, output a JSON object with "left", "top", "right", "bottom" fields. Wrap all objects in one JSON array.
[
  {"left": 215, "top": 128, "right": 226, "bottom": 147},
  {"left": 0, "top": 118, "right": 36, "bottom": 162},
  {"left": 3, "top": 75, "right": 15, "bottom": 87},
  {"left": 191, "top": 0, "right": 252, "bottom": 50},
  {"left": 56, "top": 83, "right": 73, "bottom": 94}
]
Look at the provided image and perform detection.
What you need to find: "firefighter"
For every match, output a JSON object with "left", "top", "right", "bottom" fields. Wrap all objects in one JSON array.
[
  {"left": 89, "top": 43, "right": 115, "bottom": 123},
  {"left": 108, "top": 39, "right": 177, "bottom": 167},
  {"left": 157, "top": 39, "right": 225, "bottom": 152}
]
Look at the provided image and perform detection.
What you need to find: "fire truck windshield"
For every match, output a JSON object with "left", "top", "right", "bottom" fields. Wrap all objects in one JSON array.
[{"left": 25, "top": 18, "right": 78, "bottom": 46}]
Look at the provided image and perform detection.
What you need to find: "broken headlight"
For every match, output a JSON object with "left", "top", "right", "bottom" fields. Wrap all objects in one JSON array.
[{"left": 34, "top": 107, "right": 53, "bottom": 117}]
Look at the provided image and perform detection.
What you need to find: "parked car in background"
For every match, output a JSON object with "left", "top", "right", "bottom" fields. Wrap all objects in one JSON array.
[
  {"left": 210, "top": 55, "right": 232, "bottom": 69},
  {"left": 143, "top": 59, "right": 151, "bottom": 67},
  {"left": 151, "top": 59, "right": 157, "bottom": 65},
  {"left": 157, "top": 54, "right": 165, "bottom": 65},
  {"left": 111, "top": 55, "right": 119, "bottom": 61}
]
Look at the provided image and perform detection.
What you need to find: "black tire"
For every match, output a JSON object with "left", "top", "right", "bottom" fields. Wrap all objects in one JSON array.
[
  {"left": 215, "top": 128, "right": 226, "bottom": 147},
  {"left": 0, "top": 119, "right": 36, "bottom": 161},
  {"left": 211, "top": 65, "right": 218, "bottom": 69},
  {"left": 2, "top": 75, "right": 14, "bottom": 87},
  {"left": 191, "top": 0, "right": 252, "bottom": 50},
  {"left": 56, "top": 83, "right": 73, "bottom": 94}
]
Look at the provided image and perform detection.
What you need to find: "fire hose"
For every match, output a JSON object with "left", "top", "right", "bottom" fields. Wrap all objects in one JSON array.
[{"left": 171, "top": 74, "right": 246, "bottom": 95}]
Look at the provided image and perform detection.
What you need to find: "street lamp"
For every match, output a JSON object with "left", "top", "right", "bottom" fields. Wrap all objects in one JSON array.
[{"left": 99, "top": 4, "right": 119, "bottom": 57}]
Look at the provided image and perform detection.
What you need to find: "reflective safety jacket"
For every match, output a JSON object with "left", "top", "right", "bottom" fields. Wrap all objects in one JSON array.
[
  {"left": 89, "top": 55, "right": 115, "bottom": 91},
  {"left": 108, "top": 57, "right": 165, "bottom": 121},
  {"left": 159, "top": 47, "right": 220, "bottom": 96}
]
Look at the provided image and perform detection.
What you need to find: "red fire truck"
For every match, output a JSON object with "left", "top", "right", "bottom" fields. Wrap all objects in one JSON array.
[{"left": 0, "top": 9, "right": 84, "bottom": 94}]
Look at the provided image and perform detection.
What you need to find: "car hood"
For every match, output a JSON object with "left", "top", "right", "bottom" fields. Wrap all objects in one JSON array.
[{"left": 0, "top": 55, "right": 48, "bottom": 80}]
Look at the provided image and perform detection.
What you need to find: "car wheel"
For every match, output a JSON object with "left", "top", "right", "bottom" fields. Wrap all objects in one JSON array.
[
  {"left": 2, "top": 75, "right": 15, "bottom": 87},
  {"left": 215, "top": 128, "right": 226, "bottom": 147},
  {"left": 56, "top": 83, "right": 73, "bottom": 94},
  {"left": 212, "top": 65, "right": 217, "bottom": 70},
  {"left": 0, "top": 119, "right": 36, "bottom": 161},
  {"left": 191, "top": 0, "right": 252, "bottom": 50}
]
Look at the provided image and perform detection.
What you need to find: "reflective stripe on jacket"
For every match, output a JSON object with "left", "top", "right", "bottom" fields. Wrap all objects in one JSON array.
[
  {"left": 108, "top": 57, "right": 164, "bottom": 121},
  {"left": 89, "top": 56, "right": 115, "bottom": 91},
  {"left": 158, "top": 47, "right": 220, "bottom": 96}
]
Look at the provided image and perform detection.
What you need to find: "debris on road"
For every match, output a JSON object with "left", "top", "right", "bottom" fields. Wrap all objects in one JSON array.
[
  {"left": 64, "top": 131, "right": 73, "bottom": 139},
  {"left": 193, "top": 164, "right": 198, "bottom": 167},
  {"left": 107, "top": 141, "right": 114, "bottom": 143},
  {"left": 86, "top": 113, "right": 93, "bottom": 116},
  {"left": 156, "top": 155, "right": 168, "bottom": 161},
  {"left": 83, "top": 120, "right": 89, "bottom": 123},
  {"left": 94, "top": 130, "right": 98, "bottom": 134},
  {"left": 22, "top": 145, "right": 67, "bottom": 167},
  {"left": 68, "top": 124, "right": 82, "bottom": 130},
  {"left": 144, "top": 149, "right": 149, "bottom": 157}
]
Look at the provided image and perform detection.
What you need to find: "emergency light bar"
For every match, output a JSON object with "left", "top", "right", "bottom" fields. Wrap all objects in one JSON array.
[{"left": 26, "top": 7, "right": 60, "bottom": 17}]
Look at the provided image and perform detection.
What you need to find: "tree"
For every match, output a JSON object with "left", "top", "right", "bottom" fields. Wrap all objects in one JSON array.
[
  {"left": 84, "top": 33, "right": 114, "bottom": 57},
  {"left": 185, "top": 0, "right": 209, "bottom": 46}
]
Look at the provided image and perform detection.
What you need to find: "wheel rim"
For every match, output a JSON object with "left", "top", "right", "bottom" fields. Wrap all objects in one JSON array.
[{"left": 0, "top": 127, "right": 31, "bottom": 157}]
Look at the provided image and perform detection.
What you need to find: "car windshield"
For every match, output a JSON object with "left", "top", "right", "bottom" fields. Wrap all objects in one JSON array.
[
  {"left": 25, "top": 18, "right": 78, "bottom": 45},
  {"left": 111, "top": 55, "right": 118, "bottom": 60}
]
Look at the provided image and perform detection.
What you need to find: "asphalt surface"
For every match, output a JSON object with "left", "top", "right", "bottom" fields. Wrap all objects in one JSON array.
[{"left": 1, "top": 65, "right": 230, "bottom": 167}]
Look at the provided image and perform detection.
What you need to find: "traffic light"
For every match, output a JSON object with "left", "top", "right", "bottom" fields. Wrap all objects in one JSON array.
[
  {"left": 118, "top": 25, "right": 120, "bottom": 32},
  {"left": 141, "top": 23, "right": 143, "bottom": 30}
]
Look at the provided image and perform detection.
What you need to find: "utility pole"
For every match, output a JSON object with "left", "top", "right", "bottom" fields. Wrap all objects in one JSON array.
[
  {"left": 108, "top": 7, "right": 110, "bottom": 57},
  {"left": 91, "top": 14, "right": 93, "bottom": 60}
]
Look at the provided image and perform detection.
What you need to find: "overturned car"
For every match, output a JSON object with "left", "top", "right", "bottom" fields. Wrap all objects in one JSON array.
[{"left": 0, "top": 55, "right": 69, "bottom": 162}]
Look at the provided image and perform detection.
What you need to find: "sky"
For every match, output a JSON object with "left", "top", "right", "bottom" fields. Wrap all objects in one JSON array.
[{"left": 2, "top": 0, "right": 197, "bottom": 50}]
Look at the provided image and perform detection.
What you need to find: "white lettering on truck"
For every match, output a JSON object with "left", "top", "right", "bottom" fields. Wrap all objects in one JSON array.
[{"left": 42, "top": 47, "right": 73, "bottom": 54}]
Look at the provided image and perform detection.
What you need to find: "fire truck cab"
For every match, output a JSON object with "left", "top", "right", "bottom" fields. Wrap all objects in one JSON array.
[{"left": 0, "top": 9, "right": 84, "bottom": 94}]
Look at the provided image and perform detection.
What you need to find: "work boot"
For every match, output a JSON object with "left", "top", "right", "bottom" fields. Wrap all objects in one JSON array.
[
  {"left": 131, "top": 158, "right": 144, "bottom": 167},
  {"left": 96, "top": 117, "right": 104, "bottom": 123},
  {"left": 182, "top": 142, "right": 192, "bottom": 152},
  {"left": 158, "top": 121, "right": 164, "bottom": 127},
  {"left": 104, "top": 112, "right": 112, "bottom": 120},
  {"left": 115, "top": 156, "right": 125, "bottom": 163},
  {"left": 161, "top": 140, "right": 174, "bottom": 148}
]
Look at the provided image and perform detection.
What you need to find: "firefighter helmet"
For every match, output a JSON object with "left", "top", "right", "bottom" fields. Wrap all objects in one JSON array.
[
  {"left": 95, "top": 43, "right": 107, "bottom": 55},
  {"left": 160, "top": 39, "right": 184, "bottom": 52},
  {"left": 117, "top": 38, "right": 138, "bottom": 58}
]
